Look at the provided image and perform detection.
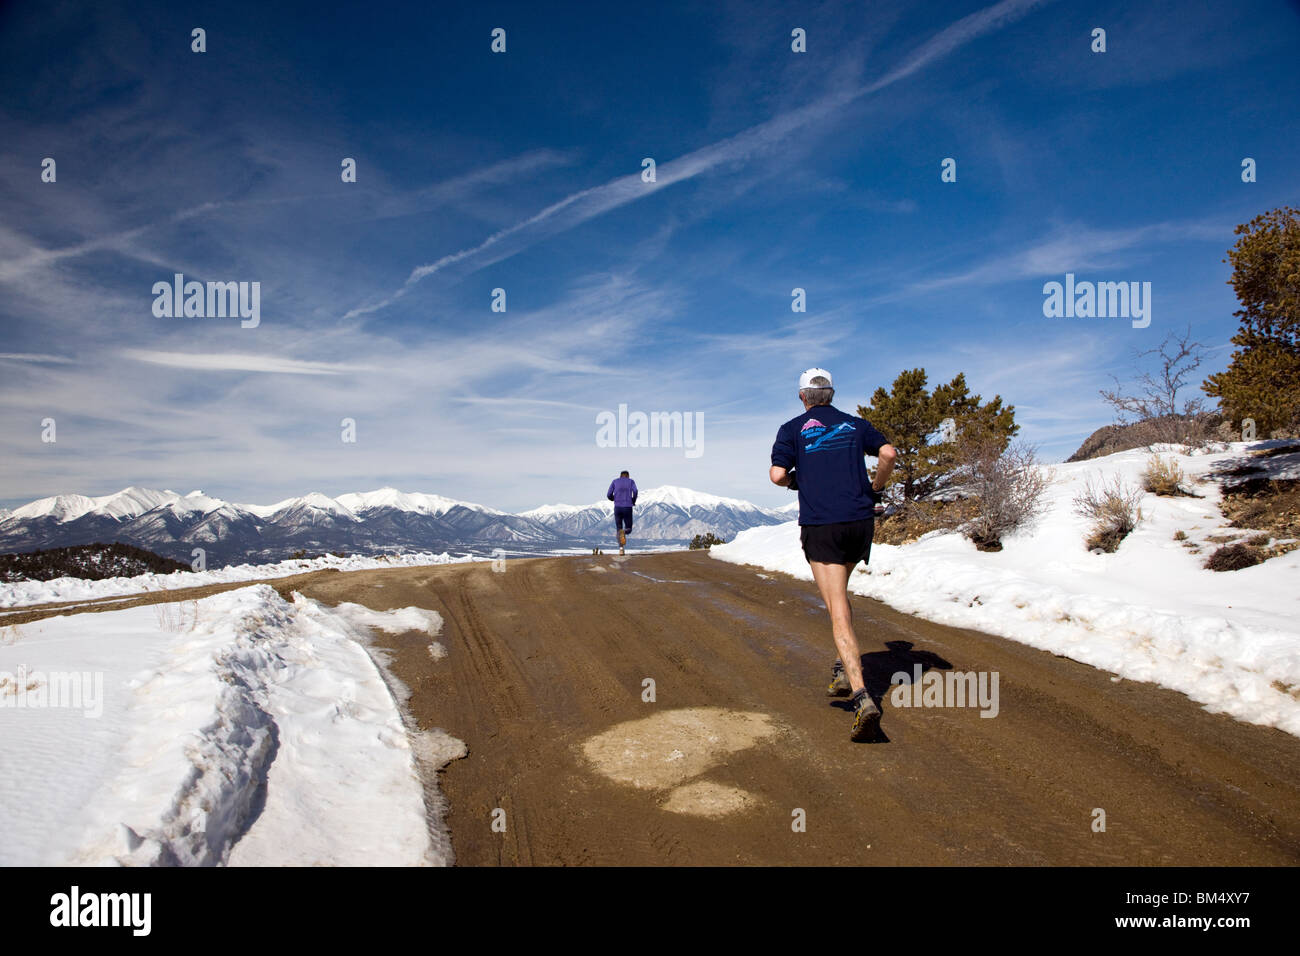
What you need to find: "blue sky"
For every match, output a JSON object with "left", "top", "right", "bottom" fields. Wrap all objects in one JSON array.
[{"left": 2, "top": 0, "right": 1298, "bottom": 512}]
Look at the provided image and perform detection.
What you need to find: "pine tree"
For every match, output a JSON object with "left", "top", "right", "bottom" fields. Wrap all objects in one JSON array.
[
  {"left": 859, "top": 369, "right": 1018, "bottom": 502},
  {"left": 1204, "top": 205, "right": 1300, "bottom": 435}
]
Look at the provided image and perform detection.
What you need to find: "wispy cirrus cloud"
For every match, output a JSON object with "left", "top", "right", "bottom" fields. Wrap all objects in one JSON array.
[
  {"left": 120, "top": 350, "right": 373, "bottom": 376},
  {"left": 0, "top": 153, "right": 575, "bottom": 288},
  {"left": 692, "top": 309, "right": 859, "bottom": 357},
  {"left": 343, "top": 0, "right": 1057, "bottom": 321},
  {"left": 878, "top": 216, "right": 1233, "bottom": 301}
]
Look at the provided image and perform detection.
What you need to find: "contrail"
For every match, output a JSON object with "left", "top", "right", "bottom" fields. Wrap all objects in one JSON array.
[
  {"left": 0, "top": 153, "right": 568, "bottom": 284},
  {"left": 0, "top": 200, "right": 250, "bottom": 283},
  {"left": 344, "top": 0, "right": 1054, "bottom": 320}
]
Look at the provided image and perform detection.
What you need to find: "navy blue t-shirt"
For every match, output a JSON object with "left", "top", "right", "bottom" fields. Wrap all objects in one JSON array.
[{"left": 771, "top": 404, "right": 890, "bottom": 526}]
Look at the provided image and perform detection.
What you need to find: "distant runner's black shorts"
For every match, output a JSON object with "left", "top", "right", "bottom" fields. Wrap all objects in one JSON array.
[
  {"left": 614, "top": 506, "right": 634, "bottom": 531},
  {"left": 801, "top": 518, "right": 873, "bottom": 566}
]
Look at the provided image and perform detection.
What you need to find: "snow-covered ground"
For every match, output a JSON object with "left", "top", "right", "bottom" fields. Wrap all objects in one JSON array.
[
  {"left": 0, "top": 549, "right": 479, "bottom": 610},
  {"left": 0, "top": 585, "right": 463, "bottom": 866},
  {"left": 712, "top": 442, "right": 1300, "bottom": 736}
]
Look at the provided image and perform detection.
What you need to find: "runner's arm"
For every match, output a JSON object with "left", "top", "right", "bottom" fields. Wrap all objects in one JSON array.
[
  {"left": 871, "top": 444, "right": 898, "bottom": 492},
  {"left": 770, "top": 423, "right": 796, "bottom": 486},
  {"left": 769, "top": 465, "right": 795, "bottom": 487}
]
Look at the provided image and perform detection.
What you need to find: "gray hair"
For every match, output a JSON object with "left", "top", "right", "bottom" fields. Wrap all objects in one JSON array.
[{"left": 799, "top": 376, "right": 834, "bottom": 406}]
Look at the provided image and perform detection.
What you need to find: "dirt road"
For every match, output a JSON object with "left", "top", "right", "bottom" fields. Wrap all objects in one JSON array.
[
  {"left": 285, "top": 551, "right": 1300, "bottom": 866},
  {"left": 10, "top": 551, "right": 1297, "bottom": 865}
]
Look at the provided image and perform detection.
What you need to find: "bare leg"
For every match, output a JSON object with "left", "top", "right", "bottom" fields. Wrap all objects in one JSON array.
[{"left": 809, "top": 560, "right": 864, "bottom": 693}]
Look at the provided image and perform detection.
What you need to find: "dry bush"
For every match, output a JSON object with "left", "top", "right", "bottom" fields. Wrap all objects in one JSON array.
[
  {"left": 153, "top": 599, "right": 200, "bottom": 633},
  {"left": 1168, "top": 413, "right": 1225, "bottom": 450},
  {"left": 1214, "top": 418, "right": 1242, "bottom": 443},
  {"left": 873, "top": 497, "right": 975, "bottom": 545},
  {"left": 1073, "top": 474, "right": 1144, "bottom": 553},
  {"left": 875, "top": 440, "right": 1052, "bottom": 550},
  {"left": 1204, "top": 543, "right": 1264, "bottom": 571},
  {"left": 1141, "top": 455, "right": 1188, "bottom": 495},
  {"left": 1129, "top": 413, "right": 1222, "bottom": 449},
  {"left": 960, "top": 440, "right": 1052, "bottom": 550},
  {"left": 1098, "top": 326, "right": 1216, "bottom": 450}
]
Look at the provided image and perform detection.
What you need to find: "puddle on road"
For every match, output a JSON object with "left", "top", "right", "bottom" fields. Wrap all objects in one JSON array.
[
  {"left": 580, "top": 707, "right": 780, "bottom": 817},
  {"left": 697, "top": 591, "right": 825, "bottom": 660}
]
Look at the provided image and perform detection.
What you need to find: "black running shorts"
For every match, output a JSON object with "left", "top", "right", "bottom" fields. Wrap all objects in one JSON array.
[
  {"left": 614, "top": 506, "right": 633, "bottom": 531},
  {"left": 801, "top": 518, "right": 873, "bottom": 566}
]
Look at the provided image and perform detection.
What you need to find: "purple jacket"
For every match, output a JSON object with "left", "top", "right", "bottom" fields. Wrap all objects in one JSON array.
[{"left": 607, "top": 477, "right": 638, "bottom": 508}]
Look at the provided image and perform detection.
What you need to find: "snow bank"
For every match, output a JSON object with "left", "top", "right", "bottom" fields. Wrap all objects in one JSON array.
[
  {"left": 0, "top": 584, "right": 462, "bottom": 865},
  {"left": 712, "top": 443, "right": 1300, "bottom": 736},
  {"left": 0, "top": 550, "right": 478, "bottom": 610}
]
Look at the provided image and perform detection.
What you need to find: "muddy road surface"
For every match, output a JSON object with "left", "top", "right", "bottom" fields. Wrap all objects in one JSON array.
[{"left": 288, "top": 551, "right": 1300, "bottom": 866}]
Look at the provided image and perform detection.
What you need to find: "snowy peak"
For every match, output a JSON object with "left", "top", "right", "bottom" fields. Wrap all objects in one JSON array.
[
  {"left": 11, "top": 488, "right": 186, "bottom": 523},
  {"left": 336, "top": 487, "right": 502, "bottom": 517},
  {"left": 10, "top": 493, "right": 101, "bottom": 523},
  {"left": 337, "top": 488, "right": 432, "bottom": 515},
  {"left": 299, "top": 492, "right": 358, "bottom": 516},
  {"left": 268, "top": 493, "right": 361, "bottom": 523},
  {"left": 518, "top": 502, "right": 588, "bottom": 520},
  {"left": 94, "top": 487, "right": 181, "bottom": 520},
  {"left": 640, "top": 485, "right": 764, "bottom": 511},
  {"left": 163, "top": 492, "right": 233, "bottom": 517}
]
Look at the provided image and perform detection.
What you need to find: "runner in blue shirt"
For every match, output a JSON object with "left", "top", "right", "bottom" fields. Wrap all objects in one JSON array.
[
  {"left": 607, "top": 471, "right": 638, "bottom": 555},
  {"left": 770, "top": 368, "right": 897, "bottom": 741}
]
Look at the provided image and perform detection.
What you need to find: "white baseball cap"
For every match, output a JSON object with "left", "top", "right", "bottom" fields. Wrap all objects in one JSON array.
[{"left": 799, "top": 367, "right": 833, "bottom": 389}]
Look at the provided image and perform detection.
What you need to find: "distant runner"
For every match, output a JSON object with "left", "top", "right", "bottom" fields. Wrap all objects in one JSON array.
[
  {"left": 607, "top": 470, "right": 638, "bottom": 555},
  {"left": 770, "top": 368, "right": 897, "bottom": 742}
]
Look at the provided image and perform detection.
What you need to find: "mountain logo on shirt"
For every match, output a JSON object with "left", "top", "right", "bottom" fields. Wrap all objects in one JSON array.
[
  {"left": 800, "top": 419, "right": 825, "bottom": 431},
  {"left": 805, "top": 421, "right": 855, "bottom": 452}
]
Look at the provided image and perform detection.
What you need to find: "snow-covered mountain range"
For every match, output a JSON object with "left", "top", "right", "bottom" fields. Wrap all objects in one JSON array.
[{"left": 0, "top": 484, "right": 792, "bottom": 565}]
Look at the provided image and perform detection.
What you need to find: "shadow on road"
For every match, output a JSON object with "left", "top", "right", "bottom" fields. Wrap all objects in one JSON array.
[{"left": 830, "top": 640, "right": 953, "bottom": 743}]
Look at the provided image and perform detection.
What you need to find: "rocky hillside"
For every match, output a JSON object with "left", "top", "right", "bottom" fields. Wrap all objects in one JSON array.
[{"left": 1066, "top": 413, "right": 1227, "bottom": 462}]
